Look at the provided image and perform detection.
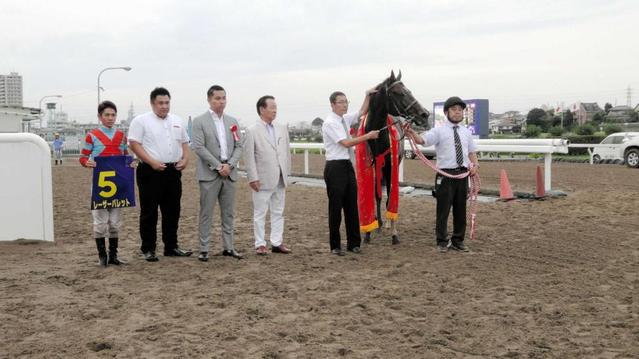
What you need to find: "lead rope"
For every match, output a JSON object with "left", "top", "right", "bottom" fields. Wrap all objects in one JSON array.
[{"left": 407, "top": 136, "right": 481, "bottom": 241}]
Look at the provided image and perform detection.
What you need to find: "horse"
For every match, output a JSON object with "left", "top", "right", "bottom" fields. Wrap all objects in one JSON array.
[{"left": 355, "top": 70, "right": 430, "bottom": 245}]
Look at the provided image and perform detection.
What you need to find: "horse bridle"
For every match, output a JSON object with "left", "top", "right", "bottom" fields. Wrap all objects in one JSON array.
[
  {"left": 378, "top": 80, "right": 420, "bottom": 132},
  {"left": 385, "top": 80, "right": 420, "bottom": 123}
]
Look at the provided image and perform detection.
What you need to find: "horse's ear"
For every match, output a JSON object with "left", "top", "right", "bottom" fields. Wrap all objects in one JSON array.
[
  {"left": 397, "top": 70, "right": 402, "bottom": 81},
  {"left": 390, "top": 70, "right": 395, "bottom": 82}
]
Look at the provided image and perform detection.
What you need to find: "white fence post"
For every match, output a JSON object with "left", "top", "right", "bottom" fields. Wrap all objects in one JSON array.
[
  {"left": 544, "top": 154, "right": 552, "bottom": 191},
  {"left": 304, "top": 150, "right": 309, "bottom": 175}
]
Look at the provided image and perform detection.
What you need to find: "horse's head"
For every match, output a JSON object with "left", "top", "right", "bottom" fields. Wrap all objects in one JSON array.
[{"left": 378, "top": 70, "right": 430, "bottom": 129}]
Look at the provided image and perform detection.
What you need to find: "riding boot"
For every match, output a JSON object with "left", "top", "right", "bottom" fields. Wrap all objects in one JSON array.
[
  {"left": 107, "top": 238, "right": 126, "bottom": 265},
  {"left": 95, "top": 237, "right": 108, "bottom": 267}
]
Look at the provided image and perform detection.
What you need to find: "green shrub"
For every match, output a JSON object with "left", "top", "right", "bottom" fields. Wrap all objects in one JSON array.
[
  {"left": 574, "top": 123, "right": 596, "bottom": 135},
  {"left": 549, "top": 126, "right": 564, "bottom": 137},
  {"left": 603, "top": 123, "right": 623, "bottom": 135},
  {"left": 524, "top": 124, "right": 541, "bottom": 138}
]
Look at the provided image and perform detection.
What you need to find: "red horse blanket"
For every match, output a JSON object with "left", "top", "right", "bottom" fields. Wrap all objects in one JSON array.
[{"left": 355, "top": 115, "right": 400, "bottom": 233}]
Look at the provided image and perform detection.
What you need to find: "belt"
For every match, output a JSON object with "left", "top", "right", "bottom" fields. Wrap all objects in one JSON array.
[
  {"left": 140, "top": 161, "right": 177, "bottom": 168},
  {"left": 441, "top": 167, "right": 467, "bottom": 173}
]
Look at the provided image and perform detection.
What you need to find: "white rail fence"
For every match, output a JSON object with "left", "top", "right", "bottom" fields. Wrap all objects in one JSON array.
[
  {"left": 567, "top": 144, "right": 611, "bottom": 164},
  {"left": 290, "top": 139, "right": 569, "bottom": 192}
]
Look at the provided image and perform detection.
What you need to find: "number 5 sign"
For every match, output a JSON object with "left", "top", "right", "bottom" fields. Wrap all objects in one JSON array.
[{"left": 91, "top": 156, "right": 136, "bottom": 209}]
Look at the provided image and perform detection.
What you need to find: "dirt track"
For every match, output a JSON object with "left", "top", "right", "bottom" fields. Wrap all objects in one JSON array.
[{"left": 1, "top": 155, "right": 637, "bottom": 358}]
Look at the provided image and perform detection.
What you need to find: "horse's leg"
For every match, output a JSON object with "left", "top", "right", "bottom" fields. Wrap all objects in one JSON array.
[
  {"left": 391, "top": 219, "right": 399, "bottom": 245},
  {"left": 382, "top": 157, "right": 399, "bottom": 244},
  {"left": 375, "top": 166, "right": 383, "bottom": 236}
]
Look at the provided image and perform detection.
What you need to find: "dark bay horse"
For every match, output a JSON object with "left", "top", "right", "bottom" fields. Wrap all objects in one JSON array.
[{"left": 356, "top": 70, "right": 430, "bottom": 244}]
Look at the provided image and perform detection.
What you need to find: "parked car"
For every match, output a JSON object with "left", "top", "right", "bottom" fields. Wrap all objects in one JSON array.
[
  {"left": 403, "top": 139, "right": 436, "bottom": 159},
  {"left": 592, "top": 132, "right": 639, "bottom": 168}
]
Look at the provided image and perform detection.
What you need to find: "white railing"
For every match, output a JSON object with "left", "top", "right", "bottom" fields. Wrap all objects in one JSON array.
[
  {"left": 567, "top": 144, "right": 611, "bottom": 164},
  {"left": 290, "top": 139, "right": 570, "bottom": 191}
]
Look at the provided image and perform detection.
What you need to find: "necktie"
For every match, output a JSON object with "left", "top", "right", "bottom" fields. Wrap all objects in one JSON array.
[
  {"left": 341, "top": 117, "right": 355, "bottom": 163},
  {"left": 267, "top": 123, "right": 276, "bottom": 145},
  {"left": 453, "top": 125, "right": 464, "bottom": 167}
]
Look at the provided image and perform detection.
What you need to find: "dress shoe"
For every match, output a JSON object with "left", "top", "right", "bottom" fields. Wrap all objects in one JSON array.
[
  {"left": 272, "top": 244, "right": 291, "bottom": 254},
  {"left": 255, "top": 246, "right": 268, "bottom": 255},
  {"left": 348, "top": 246, "right": 362, "bottom": 254},
  {"left": 437, "top": 245, "right": 448, "bottom": 253},
  {"left": 222, "top": 249, "right": 243, "bottom": 259},
  {"left": 450, "top": 242, "right": 469, "bottom": 252},
  {"left": 331, "top": 248, "right": 345, "bottom": 256},
  {"left": 164, "top": 247, "right": 193, "bottom": 257},
  {"left": 143, "top": 251, "right": 159, "bottom": 262},
  {"left": 198, "top": 252, "right": 209, "bottom": 262}
]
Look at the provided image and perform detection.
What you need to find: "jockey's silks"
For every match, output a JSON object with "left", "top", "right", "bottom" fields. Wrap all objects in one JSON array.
[{"left": 79, "top": 126, "right": 128, "bottom": 166}]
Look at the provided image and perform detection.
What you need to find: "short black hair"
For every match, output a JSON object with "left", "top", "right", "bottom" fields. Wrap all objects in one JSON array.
[
  {"left": 150, "top": 87, "right": 171, "bottom": 102},
  {"left": 329, "top": 91, "right": 346, "bottom": 104},
  {"left": 98, "top": 100, "right": 117, "bottom": 115},
  {"left": 207, "top": 85, "right": 226, "bottom": 98},
  {"left": 256, "top": 95, "right": 275, "bottom": 115}
]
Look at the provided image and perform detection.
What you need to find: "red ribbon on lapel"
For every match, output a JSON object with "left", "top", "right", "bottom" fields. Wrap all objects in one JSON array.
[{"left": 230, "top": 124, "right": 240, "bottom": 141}]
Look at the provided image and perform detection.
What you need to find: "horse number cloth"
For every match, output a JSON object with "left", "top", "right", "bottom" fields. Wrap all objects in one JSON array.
[{"left": 91, "top": 155, "right": 136, "bottom": 210}]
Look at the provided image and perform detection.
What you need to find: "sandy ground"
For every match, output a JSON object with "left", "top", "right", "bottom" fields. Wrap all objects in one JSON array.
[{"left": 1, "top": 154, "right": 638, "bottom": 358}]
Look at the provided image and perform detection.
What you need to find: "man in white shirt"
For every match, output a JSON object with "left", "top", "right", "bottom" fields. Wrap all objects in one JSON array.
[
  {"left": 404, "top": 96, "right": 479, "bottom": 253},
  {"left": 191, "top": 85, "right": 243, "bottom": 261},
  {"left": 128, "top": 87, "right": 192, "bottom": 262},
  {"left": 322, "top": 90, "right": 378, "bottom": 256},
  {"left": 243, "top": 95, "right": 292, "bottom": 256}
]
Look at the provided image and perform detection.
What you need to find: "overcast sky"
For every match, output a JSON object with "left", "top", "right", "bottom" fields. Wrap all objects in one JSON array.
[{"left": 2, "top": 0, "right": 638, "bottom": 126}]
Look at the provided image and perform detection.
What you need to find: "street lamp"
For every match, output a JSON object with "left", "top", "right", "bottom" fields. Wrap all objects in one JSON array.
[
  {"left": 97, "top": 66, "right": 132, "bottom": 105},
  {"left": 38, "top": 95, "right": 62, "bottom": 128}
]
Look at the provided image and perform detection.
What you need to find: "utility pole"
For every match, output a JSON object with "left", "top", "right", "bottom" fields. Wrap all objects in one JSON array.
[{"left": 626, "top": 85, "right": 632, "bottom": 107}]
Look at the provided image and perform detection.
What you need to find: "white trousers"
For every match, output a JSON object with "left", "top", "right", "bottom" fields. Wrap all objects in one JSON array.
[
  {"left": 92, "top": 208, "right": 122, "bottom": 238},
  {"left": 252, "top": 182, "right": 286, "bottom": 248}
]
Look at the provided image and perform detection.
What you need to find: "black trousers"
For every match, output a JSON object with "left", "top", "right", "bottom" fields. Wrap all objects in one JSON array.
[
  {"left": 323, "top": 160, "right": 361, "bottom": 250},
  {"left": 435, "top": 169, "right": 469, "bottom": 246},
  {"left": 136, "top": 162, "right": 182, "bottom": 253}
]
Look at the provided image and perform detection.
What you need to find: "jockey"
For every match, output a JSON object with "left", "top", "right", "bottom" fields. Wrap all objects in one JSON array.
[{"left": 79, "top": 101, "right": 129, "bottom": 267}]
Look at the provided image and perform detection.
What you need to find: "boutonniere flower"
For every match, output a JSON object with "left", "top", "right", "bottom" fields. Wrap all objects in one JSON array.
[{"left": 230, "top": 125, "right": 240, "bottom": 141}]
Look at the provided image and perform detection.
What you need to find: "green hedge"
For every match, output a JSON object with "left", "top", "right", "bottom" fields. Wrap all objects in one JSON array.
[{"left": 564, "top": 134, "right": 606, "bottom": 155}]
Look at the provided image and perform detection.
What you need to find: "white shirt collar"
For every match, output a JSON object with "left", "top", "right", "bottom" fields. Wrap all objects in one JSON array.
[{"left": 208, "top": 109, "right": 223, "bottom": 121}]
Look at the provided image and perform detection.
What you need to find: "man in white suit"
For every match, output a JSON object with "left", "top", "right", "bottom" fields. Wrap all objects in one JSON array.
[
  {"left": 243, "top": 95, "right": 291, "bottom": 255},
  {"left": 191, "top": 85, "right": 243, "bottom": 261}
]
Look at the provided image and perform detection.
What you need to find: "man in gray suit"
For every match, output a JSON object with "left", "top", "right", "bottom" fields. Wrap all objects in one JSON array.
[
  {"left": 243, "top": 95, "right": 291, "bottom": 255},
  {"left": 191, "top": 85, "right": 243, "bottom": 261}
]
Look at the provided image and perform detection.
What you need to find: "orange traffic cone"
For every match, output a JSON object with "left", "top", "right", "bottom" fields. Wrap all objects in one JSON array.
[
  {"left": 535, "top": 165, "right": 545, "bottom": 198},
  {"left": 499, "top": 169, "right": 514, "bottom": 200}
]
